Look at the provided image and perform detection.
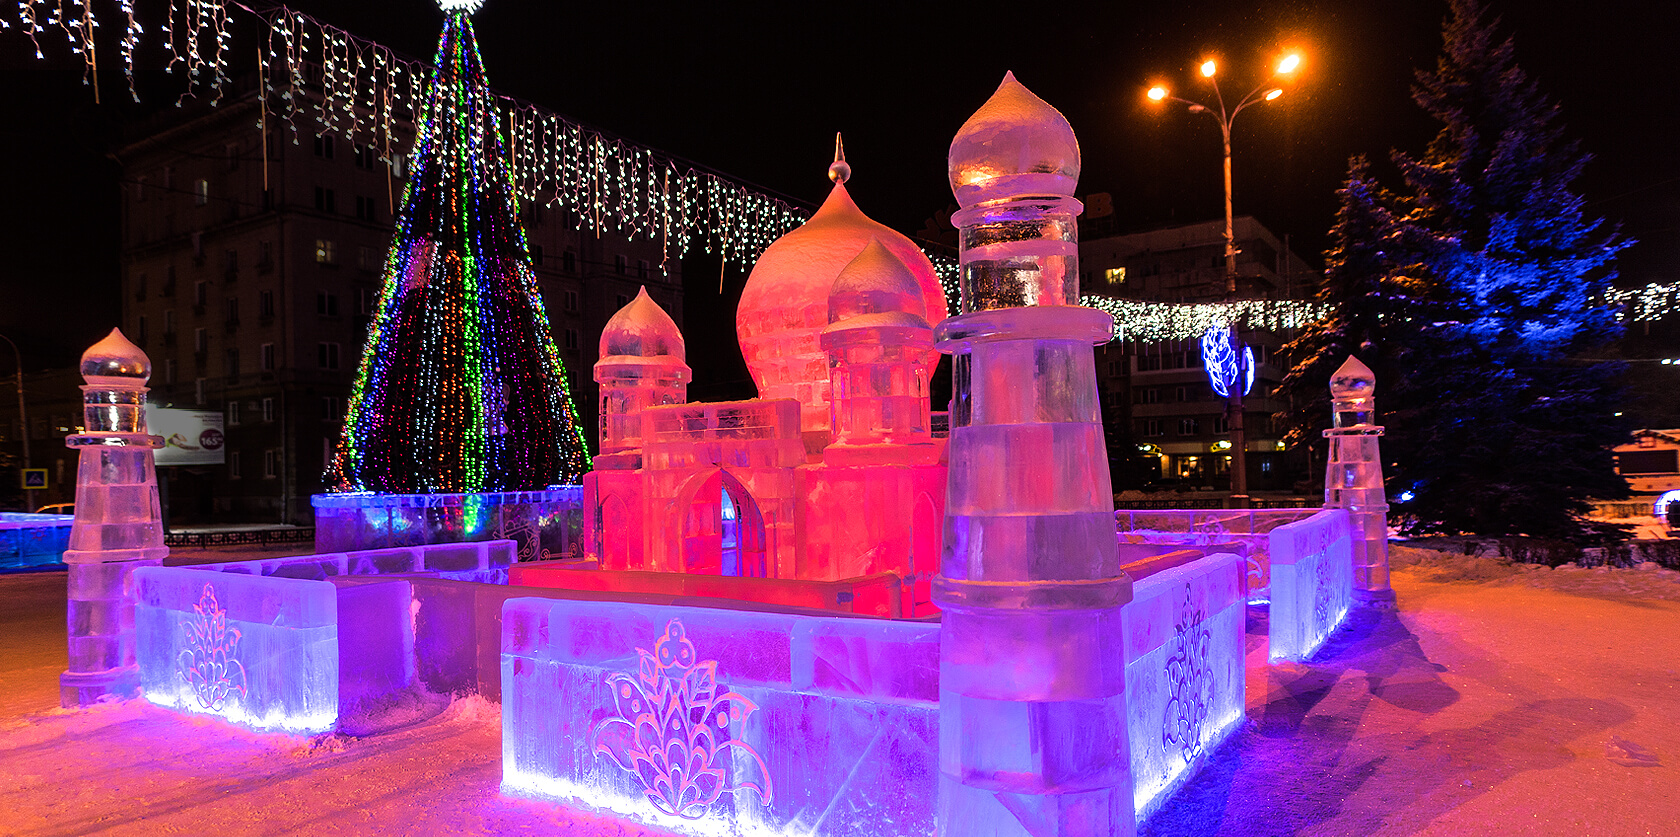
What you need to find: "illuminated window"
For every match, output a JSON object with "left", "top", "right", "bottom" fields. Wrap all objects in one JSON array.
[
  {"left": 316, "top": 239, "right": 336, "bottom": 264},
  {"left": 1105, "top": 267, "right": 1126, "bottom": 284},
  {"left": 194, "top": 179, "right": 209, "bottom": 206},
  {"left": 227, "top": 400, "right": 240, "bottom": 426}
]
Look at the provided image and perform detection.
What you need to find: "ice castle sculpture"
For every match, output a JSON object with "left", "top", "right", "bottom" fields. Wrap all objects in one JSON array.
[
  {"left": 60, "top": 329, "right": 169, "bottom": 706},
  {"left": 1323, "top": 355, "right": 1392, "bottom": 603},
  {"left": 935, "top": 71, "right": 1136, "bottom": 836},
  {"left": 581, "top": 158, "right": 949, "bottom": 614}
]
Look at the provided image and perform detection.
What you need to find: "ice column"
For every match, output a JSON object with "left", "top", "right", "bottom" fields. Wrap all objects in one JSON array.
[
  {"left": 1322, "top": 356, "right": 1392, "bottom": 604},
  {"left": 935, "top": 73, "right": 1135, "bottom": 836},
  {"left": 60, "top": 329, "right": 169, "bottom": 707}
]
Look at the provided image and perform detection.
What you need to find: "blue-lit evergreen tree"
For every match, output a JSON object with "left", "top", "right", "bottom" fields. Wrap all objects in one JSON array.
[{"left": 1288, "top": 0, "right": 1632, "bottom": 539}]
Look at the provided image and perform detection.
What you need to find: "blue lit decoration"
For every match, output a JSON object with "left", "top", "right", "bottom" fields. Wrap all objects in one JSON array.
[
  {"left": 1200, "top": 324, "right": 1253, "bottom": 398},
  {"left": 1656, "top": 490, "right": 1680, "bottom": 520},
  {"left": 327, "top": 3, "right": 588, "bottom": 493}
]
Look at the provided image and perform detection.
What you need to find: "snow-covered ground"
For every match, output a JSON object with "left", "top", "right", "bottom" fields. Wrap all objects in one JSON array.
[{"left": 2, "top": 546, "right": 1677, "bottom": 836}]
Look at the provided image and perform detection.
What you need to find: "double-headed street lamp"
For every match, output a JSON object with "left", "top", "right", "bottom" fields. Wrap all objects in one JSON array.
[{"left": 1148, "top": 51, "right": 1301, "bottom": 506}]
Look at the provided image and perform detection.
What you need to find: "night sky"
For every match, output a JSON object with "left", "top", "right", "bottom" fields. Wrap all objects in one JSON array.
[{"left": 1, "top": 0, "right": 1675, "bottom": 372}]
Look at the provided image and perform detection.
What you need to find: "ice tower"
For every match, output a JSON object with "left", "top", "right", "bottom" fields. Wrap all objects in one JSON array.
[
  {"left": 60, "top": 329, "right": 168, "bottom": 707},
  {"left": 1323, "top": 355, "right": 1392, "bottom": 603},
  {"left": 935, "top": 73, "right": 1135, "bottom": 835}
]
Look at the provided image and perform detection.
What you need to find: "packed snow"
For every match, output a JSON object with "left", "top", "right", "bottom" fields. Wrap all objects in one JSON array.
[{"left": 3, "top": 544, "right": 1677, "bottom": 835}]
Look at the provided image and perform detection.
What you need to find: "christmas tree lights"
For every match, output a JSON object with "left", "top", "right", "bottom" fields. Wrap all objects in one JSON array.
[{"left": 327, "top": 5, "right": 587, "bottom": 494}]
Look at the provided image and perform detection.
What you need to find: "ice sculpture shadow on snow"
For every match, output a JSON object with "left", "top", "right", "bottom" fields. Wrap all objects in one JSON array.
[{"left": 589, "top": 617, "right": 773, "bottom": 819}]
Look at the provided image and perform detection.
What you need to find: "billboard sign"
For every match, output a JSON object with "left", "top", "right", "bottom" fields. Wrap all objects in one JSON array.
[{"left": 147, "top": 407, "right": 227, "bottom": 466}]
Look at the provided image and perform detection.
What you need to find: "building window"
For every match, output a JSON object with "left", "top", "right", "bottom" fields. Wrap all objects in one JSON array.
[
  {"left": 194, "top": 179, "right": 209, "bottom": 206},
  {"left": 1144, "top": 419, "right": 1163, "bottom": 437},
  {"left": 321, "top": 396, "right": 343, "bottom": 421},
  {"left": 316, "top": 239, "right": 336, "bottom": 264},
  {"left": 564, "top": 328, "right": 580, "bottom": 350},
  {"left": 194, "top": 377, "right": 207, "bottom": 406},
  {"left": 318, "top": 342, "right": 341, "bottom": 369},
  {"left": 357, "top": 246, "right": 380, "bottom": 271},
  {"left": 357, "top": 287, "right": 377, "bottom": 315},
  {"left": 314, "top": 187, "right": 336, "bottom": 214},
  {"left": 135, "top": 271, "right": 148, "bottom": 299},
  {"left": 1176, "top": 386, "right": 1191, "bottom": 402},
  {"left": 564, "top": 289, "right": 579, "bottom": 312},
  {"left": 259, "top": 290, "right": 275, "bottom": 318},
  {"left": 257, "top": 241, "right": 274, "bottom": 272},
  {"left": 530, "top": 245, "right": 544, "bottom": 266},
  {"left": 1138, "top": 354, "right": 1162, "bottom": 372},
  {"left": 136, "top": 315, "right": 148, "bottom": 345},
  {"left": 224, "top": 348, "right": 239, "bottom": 381},
  {"left": 134, "top": 176, "right": 147, "bottom": 202},
  {"left": 614, "top": 254, "right": 627, "bottom": 275},
  {"left": 1136, "top": 387, "right": 1160, "bottom": 405},
  {"left": 194, "top": 327, "right": 208, "bottom": 353},
  {"left": 1213, "top": 415, "right": 1231, "bottom": 434},
  {"left": 263, "top": 448, "right": 279, "bottom": 479},
  {"left": 225, "top": 297, "right": 239, "bottom": 326},
  {"left": 1105, "top": 267, "right": 1126, "bottom": 284},
  {"left": 261, "top": 342, "right": 275, "bottom": 371},
  {"left": 353, "top": 143, "right": 377, "bottom": 169},
  {"left": 615, "top": 293, "right": 629, "bottom": 310},
  {"left": 226, "top": 143, "right": 240, "bottom": 171},
  {"left": 562, "top": 250, "right": 576, "bottom": 272},
  {"left": 164, "top": 358, "right": 176, "bottom": 385},
  {"left": 313, "top": 134, "right": 334, "bottom": 159},
  {"left": 228, "top": 450, "right": 242, "bottom": 479},
  {"left": 194, "top": 280, "right": 208, "bottom": 307},
  {"left": 637, "top": 259, "right": 649, "bottom": 280},
  {"left": 1178, "top": 418, "right": 1200, "bottom": 436},
  {"left": 317, "top": 292, "right": 339, "bottom": 317},
  {"left": 262, "top": 397, "right": 275, "bottom": 422},
  {"left": 164, "top": 309, "right": 176, "bottom": 338},
  {"left": 354, "top": 194, "right": 377, "bottom": 222},
  {"left": 227, "top": 400, "right": 241, "bottom": 426}
]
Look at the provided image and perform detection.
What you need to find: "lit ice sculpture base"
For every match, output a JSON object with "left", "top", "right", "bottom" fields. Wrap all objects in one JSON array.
[
  {"left": 1267, "top": 509, "right": 1354, "bottom": 663},
  {"left": 501, "top": 598, "right": 939, "bottom": 836}
]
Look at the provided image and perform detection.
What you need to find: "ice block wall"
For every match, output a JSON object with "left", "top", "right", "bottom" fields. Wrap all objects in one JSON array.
[
  {"left": 1267, "top": 509, "right": 1353, "bottom": 662},
  {"left": 501, "top": 598, "right": 939, "bottom": 836},
  {"left": 0, "top": 513, "right": 73, "bottom": 569},
  {"left": 134, "top": 541, "right": 515, "bottom": 732},
  {"left": 935, "top": 74, "right": 1134, "bottom": 836},
  {"left": 135, "top": 567, "right": 339, "bottom": 732},
  {"left": 1114, "top": 508, "right": 1320, "bottom": 600},
  {"left": 1119, "top": 552, "right": 1246, "bottom": 824}
]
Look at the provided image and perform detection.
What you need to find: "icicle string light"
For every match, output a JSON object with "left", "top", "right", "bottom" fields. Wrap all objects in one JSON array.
[{"left": 329, "top": 8, "right": 589, "bottom": 493}]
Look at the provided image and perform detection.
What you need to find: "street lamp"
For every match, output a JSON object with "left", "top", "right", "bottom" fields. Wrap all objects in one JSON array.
[
  {"left": 0, "top": 333, "right": 32, "bottom": 511},
  {"left": 1147, "top": 51, "right": 1301, "bottom": 507}
]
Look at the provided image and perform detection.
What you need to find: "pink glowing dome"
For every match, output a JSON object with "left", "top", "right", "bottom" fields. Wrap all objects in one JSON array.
[
  {"left": 736, "top": 173, "right": 947, "bottom": 434},
  {"left": 948, "top": 71, "right": 1081, "bottom": 206},
  {"left": 601, "top": 287, "right": 685, "bottom": 361}
]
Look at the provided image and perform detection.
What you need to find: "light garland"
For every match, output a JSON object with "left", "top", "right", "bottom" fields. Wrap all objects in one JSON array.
[
  {"left": 1201, "top": 325, "right": 1254, "bottom": 398},
  {"left": 6, "top": 0, "right": 808, "bottom": 270},
  {"left": 328, "top": 10, "right": 588, "bottom": 493}
]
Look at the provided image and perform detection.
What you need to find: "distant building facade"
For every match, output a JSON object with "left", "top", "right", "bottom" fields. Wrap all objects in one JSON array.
[
  {"left": 117, "top": 85, "right": 678, "bottom": 524},
  {"left": 1080, "top": 215, "right": 1317, "bottom": 492}
]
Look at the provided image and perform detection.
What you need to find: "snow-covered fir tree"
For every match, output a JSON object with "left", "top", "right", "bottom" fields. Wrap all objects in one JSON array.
[{"left": 1286, "top": 0, "right": 1632, "bottom": 540}]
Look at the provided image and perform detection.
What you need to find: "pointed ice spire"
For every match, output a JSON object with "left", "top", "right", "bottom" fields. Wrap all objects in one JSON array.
[
  {"left": 828, "top": 132, "right": 851, "bottom": 184},
  {"left": 948, "top": 71, "right": 1081, "bottom": 206}
]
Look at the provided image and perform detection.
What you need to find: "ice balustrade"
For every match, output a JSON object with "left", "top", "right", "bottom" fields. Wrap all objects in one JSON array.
[
  {"left": 501, "top": 598, "right": 940, "bottom": 837},
  {"left": 0, "top": 513, "right": 73, "bottom": 569},
  {"left": 1266, "top": 509, "right": 1354, "bottom": 662},
  {"left": 134, "top": 540, "right": 515, "bottom": 733},
  {"left": 510, "top": 562, "right": 908, "bottom": 618},
  {"left": 311, "top": 487, "right": 583, "bottom": 561},
  {"left": 1115, "top": 508, "right": 1320, "bottom": 600}
]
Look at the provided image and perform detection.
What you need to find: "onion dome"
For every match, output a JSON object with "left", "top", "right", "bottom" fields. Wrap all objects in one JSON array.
[
  {"left": 1329, "top": 355, "right": 1376, "bottom": 398},
  {"left": 736, "top": 161, "right": 948, "bottom": 434},
  {"left": 600, "top": 287, "right": 684, "bottom": 360},
  {"left": 827, "top": 239, "right": 931, "bottom": 331},
  {"left": 948, "top": 71, "right": 1081, "bottom": 207},
  {"left": 79, "top": 328, "right": 151, "bottom": 386}
]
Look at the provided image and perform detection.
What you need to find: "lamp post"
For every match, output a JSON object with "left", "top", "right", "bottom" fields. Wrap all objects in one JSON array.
[
  {"left": 1148, "top": 51, "right": 1300, "bottom": 507},
  {"left": 0, "top": 333, "right": 31, "bottom": 511}
]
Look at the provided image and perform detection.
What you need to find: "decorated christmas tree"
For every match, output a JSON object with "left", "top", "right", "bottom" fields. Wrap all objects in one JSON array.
[{"left": 328, "top": 0, "right": 589, "bottom": 494}]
